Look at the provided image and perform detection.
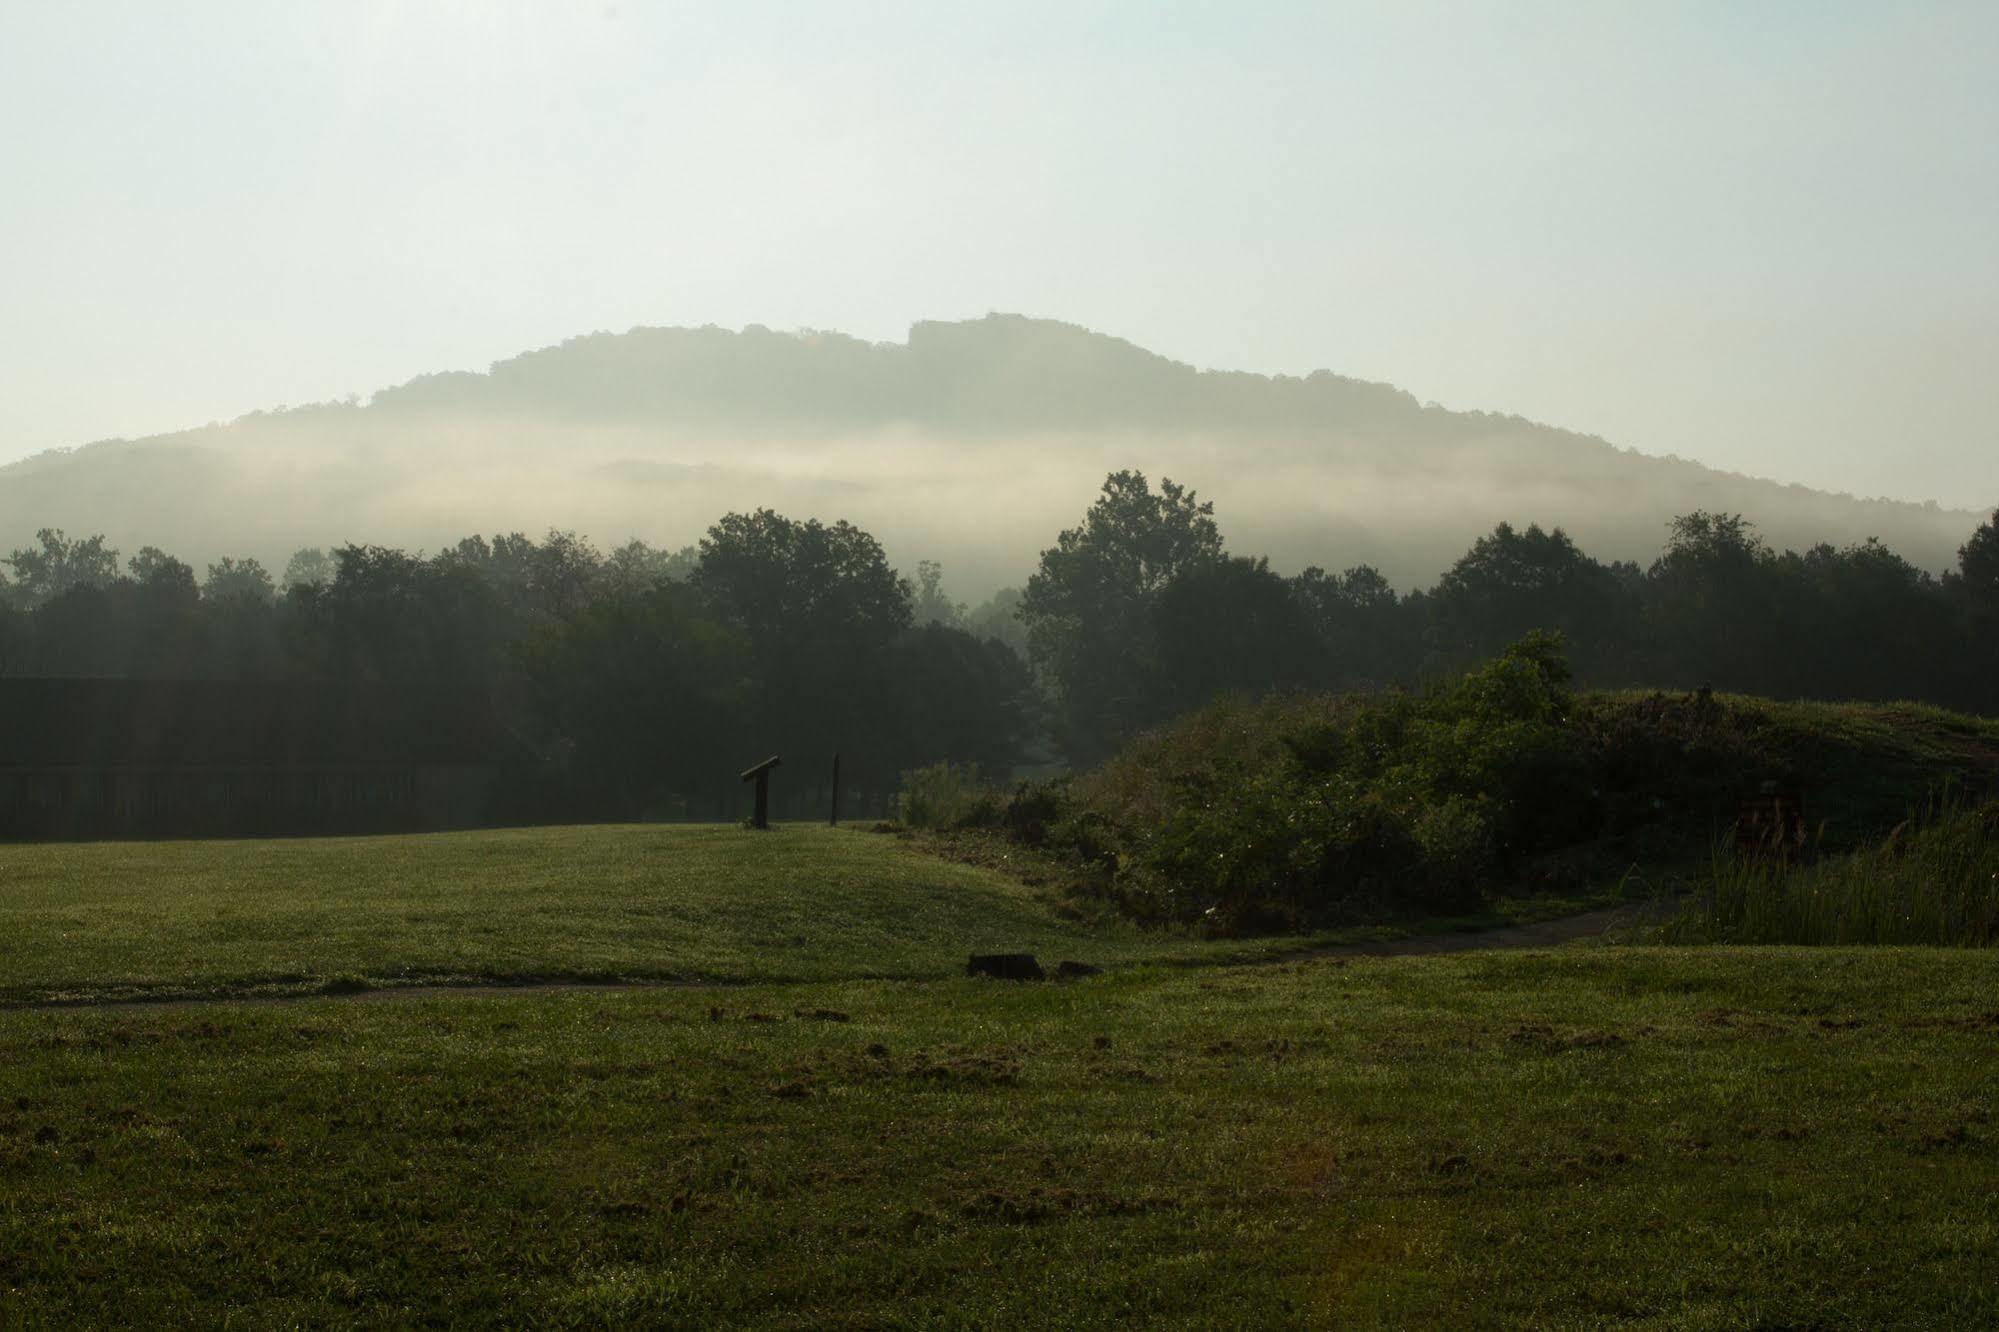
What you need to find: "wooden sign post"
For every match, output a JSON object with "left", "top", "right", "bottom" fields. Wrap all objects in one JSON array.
[
  {"left": 739, "top": 755, "right": 781, "bottom": 830},
  {"left": 829, "top": 752, "right": 841, "bottom": 827}
]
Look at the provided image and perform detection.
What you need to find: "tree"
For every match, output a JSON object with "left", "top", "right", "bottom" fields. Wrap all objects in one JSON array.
[
  {"left": 886, "top": 624, "right": 1035, "bottom": 778},
  {"left": 281, "top": 548, "right": 335, "bottom": 593},
  {"left": 1957, "top": 510, "right": 1999, "bottom": 611},
  {"left": 692, "top": 510, "right": 913, "bottom": 788},
  {"left": 26, "top": 584, "right": 122, "bottom": 676},
  {"left": 1945, "top": 510, "right": 1999, "bottom": 709},
  {"left": 203, "top": 556, "right": 277, "bottom": 605},
  {"left": 602, "top": 539, "right": 697, "bottom": 595},
  {"left": 912, "top": 560, "right": 966, "bottom": 628},
  {"left": 0, "top": 595, "right": 20, "bottom": 676},
  {"left": 1291, "top": 563, "right": 1411, "bottom": 687},
  {"left": 290, "top": 544, "right": 502, "bottom": 687},
  {"left": 521, "top": 581, "right": 750, "bottom": 816},
  {"left": 1152, "top": 556, "right": 1323, "bottom": 712},
  {"left": 1428, "top": 523, "right": 1632, "bottom": 680},
  {"left": 694, "top": 511, "right": 911, "bottom": 652},
  {"left": 1643, "top": 512, "right": 1786, "bottom": 693},
  {"left": 127, "top": 546, "right": 197, "bottom": 598},
  {"left": 1787, "top": 539, "right": 1950, "bottom": 701},
  {"left": 964, "top": 585, "right": 1030, "bottom": 658},
  {"left": 198, "top": 558, "right": 282, "bottom": 677},
  {"left": 437, "top": 530, "right": 604, "bottom": 625},
  {"left": 1020, "top": 471, "right": 1225, "bottom": 762},
  {"left": 123, "top": 547, "right": 204, "bottom": 675},
  {"left": 4, "top": 529, "right": 120, "bottom": 609}
]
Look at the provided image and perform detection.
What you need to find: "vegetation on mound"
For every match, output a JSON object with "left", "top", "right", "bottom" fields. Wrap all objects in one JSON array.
[{"left": 901, "top": 638, "right": 1999, "bottom": 935}]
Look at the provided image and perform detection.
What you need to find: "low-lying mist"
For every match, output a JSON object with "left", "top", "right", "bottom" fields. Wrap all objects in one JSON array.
[{"left": 1, "top": 316, "right": 1980, "bottom": 594}]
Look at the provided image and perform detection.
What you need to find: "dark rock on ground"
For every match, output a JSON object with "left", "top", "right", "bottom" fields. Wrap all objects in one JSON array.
[{"left": 967, "top": 953, "right": 1046, "bottom": 981}]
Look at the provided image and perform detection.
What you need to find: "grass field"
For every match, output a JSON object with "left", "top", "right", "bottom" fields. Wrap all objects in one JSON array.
[
  {"left": 0, "top": 823, "right": 1609, "bottom": 1006},
  {"left": 3, "top": 824, "right": 1995, "bottom": 1326}
]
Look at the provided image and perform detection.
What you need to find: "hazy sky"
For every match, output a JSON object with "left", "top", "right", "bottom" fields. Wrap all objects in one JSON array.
[{"left": 3, "top": 1, "right": 1994, "bottom": 506}]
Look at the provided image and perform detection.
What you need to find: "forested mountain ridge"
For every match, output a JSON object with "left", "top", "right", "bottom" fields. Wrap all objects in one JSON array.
[{"left": 2, "top": 315, "right": 1978, "bottom": 593}]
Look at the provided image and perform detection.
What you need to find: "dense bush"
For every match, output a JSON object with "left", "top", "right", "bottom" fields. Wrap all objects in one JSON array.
[
  {"left": 993, "top": 637, "right": 1999, "bottom": 937},
  {"left": 1057, "top": 634, "right": 1585, "bottom": 932}
]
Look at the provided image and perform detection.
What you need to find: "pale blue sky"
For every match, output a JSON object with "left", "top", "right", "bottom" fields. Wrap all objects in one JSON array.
[{"left": 3, "top": 1, "right": 1993, "bottom": 505}]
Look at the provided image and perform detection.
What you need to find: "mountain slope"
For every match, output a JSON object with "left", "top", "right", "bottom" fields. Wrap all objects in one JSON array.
[{"left": 1, "top": 315, "right": 1981, "bottom": 593}]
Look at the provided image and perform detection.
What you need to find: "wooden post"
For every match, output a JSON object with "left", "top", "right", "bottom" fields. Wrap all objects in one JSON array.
[
  {"left": 739, "top": 755, "right": 781, "bottom": 830},
  {"left": 829, "top": 752, "right": 841, "bottom": 826}
]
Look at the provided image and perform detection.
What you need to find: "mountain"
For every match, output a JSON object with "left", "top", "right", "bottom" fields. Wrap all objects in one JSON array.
[{"left": 1, "top": 315, "right": 1982, "bottom": 594}]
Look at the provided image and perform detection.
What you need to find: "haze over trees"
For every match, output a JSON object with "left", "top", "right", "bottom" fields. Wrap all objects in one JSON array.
[
  {"left": 0, "top": 316, "right": 1981, "bottom": 599},
  {"left": 4, "top": 475, "right": 1996, "bottom": 822}
]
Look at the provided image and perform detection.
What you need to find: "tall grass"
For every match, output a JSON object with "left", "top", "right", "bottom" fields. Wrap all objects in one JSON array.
[
  {"left": 894, "top": 762, "right": 1003, "bottom": 830},
  {"left": 1661, "top": 798, "right": 1999, "bottom": 945}
]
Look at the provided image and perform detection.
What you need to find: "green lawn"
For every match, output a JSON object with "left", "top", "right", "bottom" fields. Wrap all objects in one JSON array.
[
  {"left": 0, "top": 823, "right": 1616, "bottom": 1006},
  {"left": 3, "top": 947, "right": 1994, "bottom": 1326},
  {"left": 3, "top": 823, "right": 1992, "bottom": 1326},
  {"left": 0, "top": 823, "right": 1181, "bottom": 1004}
]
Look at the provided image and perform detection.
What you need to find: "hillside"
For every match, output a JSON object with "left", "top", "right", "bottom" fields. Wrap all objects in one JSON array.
[{"left": 1, "top": 316, "right": 1981, "bottom": 593}]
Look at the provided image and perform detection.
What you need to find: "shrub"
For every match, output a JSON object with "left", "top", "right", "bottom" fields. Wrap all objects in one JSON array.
[
  {"left": 895, "top": 763, "right": 1003, "bottom": 830},
  {"left": 1058, "top": 634, "right": 1580, "bottom": 932}
]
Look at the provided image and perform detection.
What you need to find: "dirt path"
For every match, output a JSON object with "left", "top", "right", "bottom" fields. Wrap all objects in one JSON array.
[{"left": 2, "top": 900, "right": 1663, "bottom": 1015}]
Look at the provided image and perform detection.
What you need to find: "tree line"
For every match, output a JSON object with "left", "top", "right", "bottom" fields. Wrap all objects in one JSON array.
[
  {"left": 1019, "top": 472, "right": 1999, "bottom": 763},
  {"left": 3, "top": 470, "right": 1996, "bottom": 810}
]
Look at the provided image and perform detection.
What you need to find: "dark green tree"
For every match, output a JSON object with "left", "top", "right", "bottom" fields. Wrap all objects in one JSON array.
[
  {"left": 1642, "top": 512, "right": 1786, "bottom": 693},
  {"left": 521, "top": 581, "right": 749, "bottom": 816},
  {"left": 887, "top": 624, "right": 1035, "bottom": 779},
  {"left": 1021, "top": 471, "right": 1225, "bottom": 762},
  {"left": 290, "top": 545, "right": 503, "bottom": 687},
  {"left": 203, "top": 556, "right": 277, "bottom": 605},
  {"left": 4, "top": 529, "right": 120, "bottom": 609},
  {"left": 1291, "top": 563, "right": 1413, "bottom": 687},
  {"left": 692, "top": 510, "right": 912, "bottom": 788},
  {"left": 1429, "top": 523, "right": 1633, "bottom": 681},
  {"left": 1957, "top": 510, "right": 1999, "bottom": 611},
  {"left": 1152, "top": 556, "right": 1323, "bottom": 713}
]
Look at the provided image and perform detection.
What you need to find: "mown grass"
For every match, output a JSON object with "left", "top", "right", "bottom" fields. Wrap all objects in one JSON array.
[
  {"left": 2, "top": 948, "right": 1995, "bottom": 1326},
  {"left": 0, "top": 823, "right": 1165, "bottom": 1004},
  {"left": 0, "top": 823, "right": 1625, "bottom": 1007},
  {"left": 1659, "top": 799, "right": 1999, "bottom": 946}
]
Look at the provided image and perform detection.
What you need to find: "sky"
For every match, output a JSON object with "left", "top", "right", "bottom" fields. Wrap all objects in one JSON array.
[{"left": 2, "top": 1, "right": 1994, "bottom": 507}]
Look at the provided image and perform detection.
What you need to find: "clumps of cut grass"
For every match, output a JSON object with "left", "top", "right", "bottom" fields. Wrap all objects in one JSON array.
[{"left": 1659, "top": 798, "right": 1999, "bottom": 946}]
